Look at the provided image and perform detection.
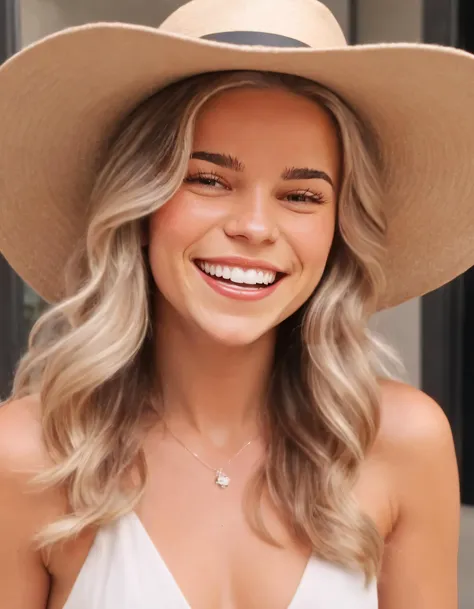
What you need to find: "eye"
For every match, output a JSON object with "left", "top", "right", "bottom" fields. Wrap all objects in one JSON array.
[
  {"left": 184, "top": 171, "right": 229, "bottom": 190},
  {"left": 285, "top": 189, "right": 328, "bottom": 204}
]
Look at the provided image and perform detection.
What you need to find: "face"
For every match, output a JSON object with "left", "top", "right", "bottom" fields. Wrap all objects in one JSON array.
[{"left": 147, "top": 86, "right": 340, "bottom": 346}]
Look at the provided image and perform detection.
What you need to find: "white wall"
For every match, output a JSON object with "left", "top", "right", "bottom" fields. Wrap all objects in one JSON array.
[
  {"left": 20, "top": 0, "right": 422, "bottom": 387},
  {"left": 322, "top": 0, "right": 350, "bottom": 37},
  {"left": 21, "top": 0, "right": 353, "bottom": 44},
  {"left": 20, "top": 0, "right": 176, "bottom": 44},
  {"left": 357, "top": 0, "right": 423, "bottom": 43}
]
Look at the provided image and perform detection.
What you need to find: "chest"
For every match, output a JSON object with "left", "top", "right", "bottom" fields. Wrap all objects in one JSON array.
[
  {"left": 50, "top": 512, "right": 377, "bottom": 609},
  {"left": 47, "top": 441, "right": 388, "bottom": 609}
]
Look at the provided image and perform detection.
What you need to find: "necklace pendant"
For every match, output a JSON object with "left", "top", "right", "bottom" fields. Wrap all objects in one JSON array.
[{"left": 215, "top": 469, "right": 230, "bottom": 489}]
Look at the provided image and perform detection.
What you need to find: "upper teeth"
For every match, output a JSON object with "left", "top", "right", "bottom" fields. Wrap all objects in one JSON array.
[{"left": 198, "top": 261, "right": 277, "bottom": 286}]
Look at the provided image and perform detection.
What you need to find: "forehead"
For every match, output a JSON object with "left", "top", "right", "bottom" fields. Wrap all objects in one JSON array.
[{"left": 192, "top": 86, "right": 341, "bottom": 174}]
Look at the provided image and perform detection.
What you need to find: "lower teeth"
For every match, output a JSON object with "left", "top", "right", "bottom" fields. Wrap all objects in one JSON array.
[
  {"left": 215, "top": 276, "right": 265, "bottom": 287},
  {"left": 203, "top": 273, "right": 271, "bottom": 288}
]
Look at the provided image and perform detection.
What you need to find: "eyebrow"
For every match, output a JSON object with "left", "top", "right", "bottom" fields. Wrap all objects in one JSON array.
[
  {"left": 191, "top": 151, "right": 334, "bottom": 188},
  {"left": 191, "top": 151, "right": 244, "bottom": 172},
  {"left": 281, "top": 166, "right": 334, "bottom": 188}
]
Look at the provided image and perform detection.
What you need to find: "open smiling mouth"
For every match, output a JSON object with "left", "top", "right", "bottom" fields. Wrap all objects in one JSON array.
[{"left": 193, "top": 259, "right": 286, "bottom": 300}]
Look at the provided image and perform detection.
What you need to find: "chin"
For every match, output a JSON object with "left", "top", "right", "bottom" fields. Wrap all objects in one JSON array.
[{"left": 195, "top": 315, "right": 276, "bottom": 347}]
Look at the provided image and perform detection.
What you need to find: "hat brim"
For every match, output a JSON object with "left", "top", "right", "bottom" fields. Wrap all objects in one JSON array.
[{"left": 1, "top": 23, "right": 474, "bottom": 309}]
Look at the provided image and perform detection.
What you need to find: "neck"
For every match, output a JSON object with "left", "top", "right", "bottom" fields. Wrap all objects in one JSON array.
[{"left": 153, "top": 305, "right": 275, "bottom": 446}]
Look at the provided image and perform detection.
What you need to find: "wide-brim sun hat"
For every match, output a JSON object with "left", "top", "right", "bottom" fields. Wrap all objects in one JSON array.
[{"left": 1, "top": 0, "right": 474, "bottom": 309}]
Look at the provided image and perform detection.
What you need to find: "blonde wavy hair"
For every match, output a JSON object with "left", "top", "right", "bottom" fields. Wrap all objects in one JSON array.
[{"left": 7, "top": 71, "right": 401, "bottom": 581}]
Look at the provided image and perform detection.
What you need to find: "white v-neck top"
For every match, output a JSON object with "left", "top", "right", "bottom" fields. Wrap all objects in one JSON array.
[{"left": 62, "top": 511, "right": 378, "bottom": 608}]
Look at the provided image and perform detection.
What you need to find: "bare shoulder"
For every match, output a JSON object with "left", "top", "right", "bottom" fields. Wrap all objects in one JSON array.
[
  {"left": 376, "top": 378, "right": 454, "bottom": 456},
  {"left": 0, "top": 396, "right": 59, "bottom": 607},
  {"left": 0, "top": 393, "right": 62, "bottom": 522},
  {"left": 374, "top": 382, "right": 459, "bottom": 607},
  {"left": 0, "top": 394, "right": 51, "bottom": 473},
  {"left": 374, "top": 378, "right": 459, "bottom": 522}
]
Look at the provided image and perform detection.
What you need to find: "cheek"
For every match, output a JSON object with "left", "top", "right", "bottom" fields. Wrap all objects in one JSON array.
[
  {"left": 292, "top": 209, "right": 337, "bottom": 276},
  {"left": 148, "top": 190, "right": 225, "bottom": 251},
  {"left": 148, "top": 194, "right": 195, "bottom": 252},
  {"left": 146, "top": 196, "right": 195, "bottom": 297},
  {"left": 146, "top": 191, "right": 225, "bottom": 297}
]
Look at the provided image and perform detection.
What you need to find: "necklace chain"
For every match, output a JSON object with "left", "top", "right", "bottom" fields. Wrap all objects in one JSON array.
[{"left": 164, "top": 423, "right": 255, "bottom": 489}]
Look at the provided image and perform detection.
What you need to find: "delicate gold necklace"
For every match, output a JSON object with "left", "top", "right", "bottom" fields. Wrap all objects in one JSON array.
[{"left": 165, "top": 424, "right": 255, "bottom": 489}]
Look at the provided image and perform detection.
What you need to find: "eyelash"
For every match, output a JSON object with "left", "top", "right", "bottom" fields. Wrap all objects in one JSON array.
[
  {"left": 286, "top": 189, "right": 327, "bottom": 205},
  {"left": 184, "top": 171, "right": 328, "bottom": 204},
  {"left": 184, "top": 171, "right": 227, "bottom": 189}
]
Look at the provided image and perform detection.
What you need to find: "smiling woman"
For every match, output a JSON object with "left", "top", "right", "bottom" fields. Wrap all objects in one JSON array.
[
  {"left": 0, "top": 1, "right": 469, "bottom": 608},
  {"left": 146, "top": 81, "right": 341, "bottom": 347}
]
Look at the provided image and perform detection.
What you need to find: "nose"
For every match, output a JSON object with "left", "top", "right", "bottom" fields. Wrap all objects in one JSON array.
[{"left": 223, "top": 190, "right": 280, "bottom": 245}]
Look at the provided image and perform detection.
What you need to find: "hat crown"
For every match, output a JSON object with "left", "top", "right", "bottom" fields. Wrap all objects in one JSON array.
[{"left": 159, "top": 0, "right": 347, "bottom": 49}]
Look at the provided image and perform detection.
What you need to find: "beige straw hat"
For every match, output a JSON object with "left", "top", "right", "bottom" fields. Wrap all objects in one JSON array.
[{"left": 1, "top": 0, "right": 474, "bottom": 309}]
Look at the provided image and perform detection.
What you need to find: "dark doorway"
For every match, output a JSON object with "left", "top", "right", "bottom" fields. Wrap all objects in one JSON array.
[
  {"left": 462, "top": 269, "right": 474, "bottom": 503},
  {"left": 459, "top": 0, "right": 474, "bottom": 53}
]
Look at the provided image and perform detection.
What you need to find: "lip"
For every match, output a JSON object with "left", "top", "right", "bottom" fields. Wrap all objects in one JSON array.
[
  {"left": 195, "top": 263, "right": 282, "bottom": 302},
  {"left": 194, "top": 256, "right": 286, "bottom": 274}
]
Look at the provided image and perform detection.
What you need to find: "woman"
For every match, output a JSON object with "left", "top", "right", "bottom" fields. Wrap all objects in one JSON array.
[{"left": 0, "top": 0, "right": 470, "bottom": 607}]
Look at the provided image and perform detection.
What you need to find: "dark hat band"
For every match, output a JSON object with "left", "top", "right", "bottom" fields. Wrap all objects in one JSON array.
[{"left": 201, "top": 31, "right": 310, "bottom": 48}]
